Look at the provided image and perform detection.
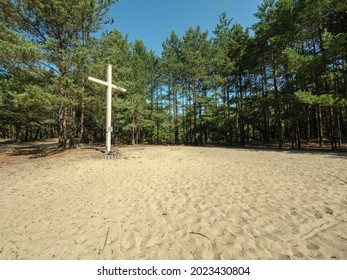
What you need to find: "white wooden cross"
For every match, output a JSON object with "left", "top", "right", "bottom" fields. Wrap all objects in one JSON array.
[{"left": 88, "top": 64, "right": 126, "bottom": 156}]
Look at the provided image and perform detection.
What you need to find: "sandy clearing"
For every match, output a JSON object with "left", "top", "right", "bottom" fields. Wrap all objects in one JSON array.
[{"left": 0, "top": 144, "right": 346, "bottom": 259}]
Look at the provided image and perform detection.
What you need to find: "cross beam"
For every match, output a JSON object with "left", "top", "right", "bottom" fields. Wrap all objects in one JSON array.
[
  {"left": 88, "top": 76, "right": 126, "bottom": 92},
  {"left": 88, "top": 64, "right": 126, "bottom": 156}
]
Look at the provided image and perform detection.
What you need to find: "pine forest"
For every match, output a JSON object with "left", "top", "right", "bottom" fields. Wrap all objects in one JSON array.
[{"left": 1, "top": 0, "right": 347, "bottom": 151}]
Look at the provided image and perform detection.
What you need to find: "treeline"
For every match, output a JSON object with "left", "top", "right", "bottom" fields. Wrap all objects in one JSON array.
[{"left": 0, "top": 0, "right": 346, "bottom": 150}]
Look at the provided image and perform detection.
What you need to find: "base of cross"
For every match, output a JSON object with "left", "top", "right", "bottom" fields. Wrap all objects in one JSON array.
[{"left": 104, "top": 150, "right": 118, "bottom": 159}]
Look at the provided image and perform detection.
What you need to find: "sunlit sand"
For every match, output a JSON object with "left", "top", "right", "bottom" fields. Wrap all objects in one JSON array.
[{"left": 1, "top": 142, "right": 346, "bottom": 259}]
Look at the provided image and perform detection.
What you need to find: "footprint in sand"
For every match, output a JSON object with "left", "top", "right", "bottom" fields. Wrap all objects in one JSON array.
[
  {"left": 143, "top": 235, "right": 162, "bottom": 249},
  {"left": 324, "top": 207, "right": 333, "bottom": 215},
  {"left": 290, "top": 207, "right": 298, "bottom": 216},
  {"left": 122, "top": 230, "right": 136, "bottom": 251},
  {"left": 313, "top": 210, "right": 323, "bottom": 219},
  {"left": 306, "top": 242, "right": 320, "bottom": 251}
]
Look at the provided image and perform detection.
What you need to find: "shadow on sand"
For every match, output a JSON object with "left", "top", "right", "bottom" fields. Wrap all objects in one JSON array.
[
  {"left": 1, "top": 139, "right": 347, "bottom": 159},
  {"left": 0, "top": 139, "right": 64, "bottom": 159},
  {"left": 201, "top": 143, "right": 347, "bottom": 159}
]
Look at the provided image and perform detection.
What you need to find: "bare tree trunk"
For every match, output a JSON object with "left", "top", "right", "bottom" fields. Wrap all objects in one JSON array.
[
  {"left": 203, "top": 88, "right": 208, "bottom": 145},
  {"left": 223, "top": 87, "right": 229, "bottom": 144},
  {"left": 330, "top": 107, "right": 337, "bottom": 150},
  {"left": 69, "top": 108, "right": 77, "bottom": 148},
  {"left": 198, "top": 91, "right": 203, "bottom": 145},
  {"left": 131, "top": 116, "right": 136, "bottom": 145},
  {"left": 25, "top": 124, "right": 29, "bottom": 142},
  {"left": 78, "top": 79, "right": 86, "bottom": 145},
  {"left": 272, "top": 52, "right": 282, "bottom": 149},
  {"left": 317, "top": 105, "right": 324, "bottom": 146},
  {"left": 57, "top": 38, "right": 68, "bottom": 149},
  {"left": 188, "top": 88, "right": 193, "bottom": 145},
  {"left": 58, "top": 104, "right": 68, "bottom": 149},
  {"left": 306, "top": 110, "right": 310, "bottom": 143},
  {"left": 235, "top": 99, "right": 239, "bottom": 144},
  {"left": 339, "top": 108, "right": 345, "bottom": 140},
  {"left": 261, "top": 56, "right": 270, "bottom": 146},
  {"left": 174, "top": 90, "right": 179, "bottom": 144},
  {"left": 150, "top": 89, "right": 154, "bottom": 144},
  {"left": 296, "top": 120, "right": 301, "bottom": 149},
  {"left": 238, "top": 68, "right": 245, "bottom": 146},
  {"left": 224, "top": 86, "right": 232, "bottom": 145},
  {"left": 336, "top": 108, "right": 342, "bottom": 148},
  {"left": 192, "top": 81, "right": 197, "bottom": 145}
]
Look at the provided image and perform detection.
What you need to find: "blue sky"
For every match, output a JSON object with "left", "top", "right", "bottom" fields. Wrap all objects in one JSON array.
[{"left": 104, "top": 0, "right": 264, "bottom": 55}]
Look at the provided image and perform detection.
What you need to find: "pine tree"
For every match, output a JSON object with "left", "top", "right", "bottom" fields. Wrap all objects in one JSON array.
[{"left": 1, "top": 0, "right": 116, "bottom": 148}]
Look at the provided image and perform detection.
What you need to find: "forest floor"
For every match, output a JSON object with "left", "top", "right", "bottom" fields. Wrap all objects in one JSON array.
[{"left": 0, "top": 139, "right": 346, "bottom": 260}]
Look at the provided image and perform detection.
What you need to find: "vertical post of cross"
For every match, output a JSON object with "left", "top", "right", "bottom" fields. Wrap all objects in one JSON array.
[{"left": 106, "top": 64, "right": 112, "bottom": 154}]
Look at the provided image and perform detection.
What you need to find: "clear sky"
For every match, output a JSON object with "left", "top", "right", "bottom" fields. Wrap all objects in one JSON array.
[{"left": 104, "top": 0, "right": 264, "bottom": 55}]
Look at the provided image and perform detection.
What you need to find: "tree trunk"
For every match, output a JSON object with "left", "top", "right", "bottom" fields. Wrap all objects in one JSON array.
[
  {"left": 193, "top": 81, "right": 197, "bottom": 145},
  {"left": 336, "top": 109, "right": 342, "bottom": 148},
  {"left": 204, "top": 119, "right": 208, "bottom": 146},
  {"left": 131, "top": 116, "right": 136, "bottom": 145},
  {"left": 317, "top": 105, "right": 324, "bottom": 146},
  {"left": 203, "top": 88, "right": 208, "bottom": 145},
  {"left": 58, "top": 104, "right": 68, "bottom": 149},
  {"left": 174, "top": 90, "right": 179, "bottom": 144},
  {"left": 198, "top": 100, "right": 203, "bottom": 145},
  {"left": 329, "top": 107, "right": 337, "bottom": 150},
  {"left": 339, "top": 108, "right": 345, "bottom": 139},
  {"left": 272, "top": 52, "right": 282, "bottom": 149},
  {"left": 239, "top": 69, "right": 245, "bottom": 146},
  {"left": 15, "top": 124, "right": 21, "bottom": 141},
  {"left": 306, "top": 109, "right": 310, "bottom": 143},
  {"left": 261, "top": 56, "right": 270, "bottom": 146},
  {"left": 25, "top": 124, "right": 29, "bottom": 142},
  {"left": 183, "top": 94, "right": 188, "bottom": 144},
  {"left": 150, "top": 89, "right": 154, "bottom": 144},
  {"left": 235, "top": 100, "right": 239, "bottom": 144},
  {"left": 69, "top": 108, "right": 77, "bottom": 149},
  {"left": 78, "top": 79, "right": 86, "bottom": 145},
  {"left": 58, "top": 59, "right": 68, "bottom": 149},
  {"left": 223, "top": 86, "right": 232, "bottom": 145},
  {"left": 156, "top": 90, "right": 160, "bottom": 144},
  {"left": 296, "top": 120, "right": 301, "bottom": 149}
]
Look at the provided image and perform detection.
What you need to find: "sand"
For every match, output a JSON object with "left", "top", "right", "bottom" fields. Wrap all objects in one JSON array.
[{"left": 0, "top": 142, "right": 346, "bottom": 260}]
